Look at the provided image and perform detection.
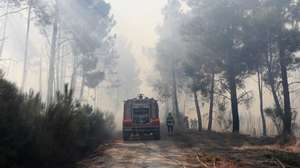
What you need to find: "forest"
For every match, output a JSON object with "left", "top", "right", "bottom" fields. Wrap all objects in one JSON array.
[
  {"left": 0, "top": 0, "right": 300, "bottom": 167},
  {"left": 154, "top": 0, "right": 300, "bottom": 138}
]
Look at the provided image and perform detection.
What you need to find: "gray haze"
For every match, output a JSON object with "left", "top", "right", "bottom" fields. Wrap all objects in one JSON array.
[{"left": 1, "top": 0, "right": 300, "bottom": 134}]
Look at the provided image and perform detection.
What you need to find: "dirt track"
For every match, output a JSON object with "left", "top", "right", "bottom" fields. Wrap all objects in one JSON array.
[
  {"left": 80, "top": 137, "right": 200, "bottom": 168},
  {"left": 79, "top": 131, "right": 300, "bottom": 168}
]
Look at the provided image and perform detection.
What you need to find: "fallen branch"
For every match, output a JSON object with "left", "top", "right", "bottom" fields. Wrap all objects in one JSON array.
[
  {"left": 274, "top": 158, "right": 286, "bottom": 168},
  {"left": 196, "top": 152, "right": 209, "bottom": 168}
]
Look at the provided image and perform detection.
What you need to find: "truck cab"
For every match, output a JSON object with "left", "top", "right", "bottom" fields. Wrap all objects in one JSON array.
[{"left": 123, "top": 94, "right": 160, "bottom": 140}]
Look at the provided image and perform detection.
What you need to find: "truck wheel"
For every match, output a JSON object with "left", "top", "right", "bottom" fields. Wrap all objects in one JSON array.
[
  {"left": 123, "top": 132, "right": 130, "bottom": 141},
  {"left": 154, "top": 132, "right": 160, "bottom": 140}
]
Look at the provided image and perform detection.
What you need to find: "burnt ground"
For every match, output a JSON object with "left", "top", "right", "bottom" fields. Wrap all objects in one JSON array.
[{"left": 79, "top": 130, "right": 300, "bottom": 168}]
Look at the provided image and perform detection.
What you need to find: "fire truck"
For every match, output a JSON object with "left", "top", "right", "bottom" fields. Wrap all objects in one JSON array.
[{"left": 123, "top": 94, "right": 160, "bottom": 140}]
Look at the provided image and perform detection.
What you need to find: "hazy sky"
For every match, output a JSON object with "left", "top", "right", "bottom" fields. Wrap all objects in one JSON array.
[{"left": 108, "top": 0, "right": 167, "bottom": 96}]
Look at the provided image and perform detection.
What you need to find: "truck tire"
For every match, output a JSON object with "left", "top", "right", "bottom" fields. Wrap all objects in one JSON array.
[
  {"left": 123, "top": 132, "right": 130, "bottom": 141},
  {"left": 154, "top": 132, "right": 160, "bottom": 140}
]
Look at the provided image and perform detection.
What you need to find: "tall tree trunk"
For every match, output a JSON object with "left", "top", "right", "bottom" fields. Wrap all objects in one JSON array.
[
  {"left": 172, "top": 64, "right": 181, "bottom": 126},
  {"left": 267, "top": 67, "right": 284, "bottom": 125},
  {"left": 94, "top": 87, "right": 97, "bottom": 110},
  {"left": 267, "top": 37, "right": 283, "bottom": 116},
  {"left": 59, "top": 45, "right": 65, "bottom": 91},
  {"left": 266, "top": 33, "right": 283, "bottom": 134},
  {"left": 270, "top": 81, "right": 282, "bottom": 113},
  {"left": 229, "top": 73, "right": 239, "bottom": 133},
  {"left": 79, "top": 75, "right": 85, "bottom": 100},
  {"left": 208, "top": 71, "right": 215, "bottom": 131},
  {"left": 70, "top": 53, "right": 78, "bottom": 92},
  {"left": 0, "top": 2, "right": 9, "bottom": 58},
  {"left": 266, "top": 61, "right": 283, "bottom": 135},
  {"left": 193, "top": 91, "right": 202, "bottom": 131},
  {"left": 279, "top": 44, "right": 292, "bottom": 136},
  {"left": 257, "top": 68, "right": 267, "bottom": 136},
  {"left": 55, "top": 27, "right": 61, "bottom": 92},
  {"left": 47, "top": 5, "right": 58, "bottom": 104},
  {"left": 21, "top": 2, "right": 32, "bottom": 91},
  {"left": 39, "top": 51, "right": 42, "bottom": 95}
]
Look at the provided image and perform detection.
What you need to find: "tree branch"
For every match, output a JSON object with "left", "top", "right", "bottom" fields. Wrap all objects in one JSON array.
[
  {"left": 0, "top": 7, "right": 28, "bottom": 18},
  {"left": 238, "top": 90, "right": 252, "bottom": 104},
  {"left": 218, "top": 80, "right": 231, "bottom": 94},
  {"left": 289, "top": 81, "right": 300, "bottom": 86},
  {"left": 214, "top": 92, "right": 231, "bottom": 101}
]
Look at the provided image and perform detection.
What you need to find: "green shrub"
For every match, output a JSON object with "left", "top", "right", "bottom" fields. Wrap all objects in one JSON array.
[{"left": 0, "top": 78, "right": 115, "bottom": 168}]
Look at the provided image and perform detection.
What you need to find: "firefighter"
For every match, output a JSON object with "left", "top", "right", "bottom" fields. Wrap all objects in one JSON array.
[
  {"left": 166, "top": 113, "right": 175, "bottom": 136},
  {"left": 191, "top": 119, "right": 198, "bottom": 129},
  {"left": 184, "top": 116, "right": 189, "bottom": 129},
  {"left": 190, "top": 119, "right": 195, "bottom": 129}
]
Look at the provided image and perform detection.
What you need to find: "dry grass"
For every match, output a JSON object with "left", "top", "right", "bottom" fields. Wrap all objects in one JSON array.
[
  {"left": 196, "top": 152, "right": 238, "bottom": 168},
  {"left": 174, "top": 130, "right": 300, "bottom": 168}
]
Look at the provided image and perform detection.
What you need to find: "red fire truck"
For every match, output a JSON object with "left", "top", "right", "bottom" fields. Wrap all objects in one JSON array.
[{"left": 123, "top": 94, "right": 160, "bottom": 140}]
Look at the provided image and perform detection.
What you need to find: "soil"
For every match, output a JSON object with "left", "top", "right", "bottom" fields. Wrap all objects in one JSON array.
[{"left": 79, "top": 130, "right": 300, "bottom": 168}]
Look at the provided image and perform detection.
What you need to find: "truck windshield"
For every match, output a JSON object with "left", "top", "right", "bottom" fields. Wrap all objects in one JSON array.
[{"left": 133, "top": 108, "right": 150, "bottom": 124}]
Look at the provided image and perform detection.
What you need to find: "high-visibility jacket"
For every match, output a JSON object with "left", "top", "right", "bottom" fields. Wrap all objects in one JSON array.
[{"left": 166, "top": 115, "right": 175, "bottom": 126}]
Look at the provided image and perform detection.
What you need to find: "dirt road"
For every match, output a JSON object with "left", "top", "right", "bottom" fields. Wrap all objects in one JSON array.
[
  {"left": 80, "top": 137, "right": 200, "bottom": 168},
  {"left": 80, "top": 131, "right": 300, "bottom": 168}
]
